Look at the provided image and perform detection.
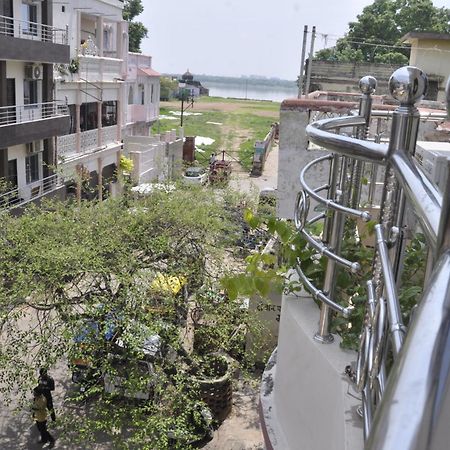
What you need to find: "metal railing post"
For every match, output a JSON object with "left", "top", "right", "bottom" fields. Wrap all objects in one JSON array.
[
  {"left": 374, "top": 67, "right": 426, "bottom": 298},
  {"left": 351, "top": 76, "right": 376, "bottom": 209},
  {"left": 314, "top": 77, "right": 376, "bottom": 343}
]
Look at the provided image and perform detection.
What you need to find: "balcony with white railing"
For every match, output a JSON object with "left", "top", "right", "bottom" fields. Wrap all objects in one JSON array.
[
  {"left": 260, "top": 68, "right": 450, "bottom": 450},
  {"left": 0, "top": 15, "right": 68, "bottom": 45},
  {"left": 57, "top": 125, "right": 120, "bottom": 162},
  {"left": 0, "top": 174, "right": 63, "bottom": 211},
  {"left": 0, "top": 102, "right": 70, "bottom": 148},
  {"left": 0, "top": 15, "right": 69, "bottom": 64},
  {"left": 0, "top": 102, "right": 69, "bottom": 127}
]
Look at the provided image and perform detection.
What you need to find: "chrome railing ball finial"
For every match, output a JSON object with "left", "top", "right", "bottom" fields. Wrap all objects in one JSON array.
[
  {"left": 359, "top": 76, "right": 377, "bottom": 95},
  {"left": 389, "top": 66, "right": 428, "bottom": 106}
]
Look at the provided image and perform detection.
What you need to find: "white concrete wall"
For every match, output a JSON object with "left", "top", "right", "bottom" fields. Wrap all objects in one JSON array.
[
  {"left": 267, "top": 293, "right": 363, "bottom": 450},
  {"left": 6, "top": 61, "right": 42, "bottom": 106},
  {"left": 409, "top": 39, "right": 450, "bottom": 102},
  {"left": 53, "top": 0, "right": 124, "bottom": 59},
  {"left": 277, "top": 107, "right": 328, "bottom": 219}
]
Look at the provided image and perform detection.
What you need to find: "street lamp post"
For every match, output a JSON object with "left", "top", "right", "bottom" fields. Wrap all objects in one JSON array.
[{"left": 179, "top": 83, "right": 194, "bottom": 127}]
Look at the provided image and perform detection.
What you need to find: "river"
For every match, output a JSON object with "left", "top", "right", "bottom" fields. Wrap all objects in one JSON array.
[{"left": 198, "top": 80, "right": 298, "bottom": 103}]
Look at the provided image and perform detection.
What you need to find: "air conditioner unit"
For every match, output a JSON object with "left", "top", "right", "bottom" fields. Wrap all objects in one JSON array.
[{"left": 25, "top": 64, "right": 43, "bottom": 80}]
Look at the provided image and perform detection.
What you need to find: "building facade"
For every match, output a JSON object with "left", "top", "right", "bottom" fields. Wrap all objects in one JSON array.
[
  {"left": 125, "top": 52, "right": 160, "bottom": 137},
  {"left": 54, "top": 0, "right": 128, "bottom": 200},
  {"left": 401, "top": 32, "right": 450, "bottom": 102},
  {"left": 0, "top": 0, "right": 70, "bottom": 208}
]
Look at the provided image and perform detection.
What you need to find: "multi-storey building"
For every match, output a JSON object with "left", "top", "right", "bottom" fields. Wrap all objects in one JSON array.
[
  {"left": 0, "top": 0, "right": 70, "bottom": 208},
  {"left": 54, "top": 0, "right": 128, "bottom": 200},
  {"left": 125, "top": 52, "right": 160, "bottom": 137}
]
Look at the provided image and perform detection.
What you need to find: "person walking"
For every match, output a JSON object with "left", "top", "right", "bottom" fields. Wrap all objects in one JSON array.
[
  {"left": 38, "top": 368, "right": 56, "bottom": 421},
  {"left": 32, "top": 387, "right": 55, "bottom": 447}
]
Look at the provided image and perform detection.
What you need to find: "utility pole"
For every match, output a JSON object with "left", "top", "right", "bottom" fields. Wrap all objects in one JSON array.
[
  {"left": 179, "top": 86, "right": 194, "bottom": 127},
  {"left": 304, "top": 25, "right": 316, "bottom": 97},
  {"left": 298, "top": 25, "right": 308, "bottom": 98}
]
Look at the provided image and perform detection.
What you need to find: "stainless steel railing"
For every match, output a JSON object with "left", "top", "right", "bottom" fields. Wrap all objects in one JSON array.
[
  {"left": 295, "top": 66, "right": 450, "bottom": 448},
  {"left": 0, "top": 15, "right": 68, "bottom": 45},
  {"left": 0, "top": 101, "right": 69, "bottom": 127}
]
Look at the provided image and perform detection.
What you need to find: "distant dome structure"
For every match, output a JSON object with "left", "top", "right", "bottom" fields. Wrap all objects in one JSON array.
[
  {"left": 177, "top": 68, "right": 209, "bottom": 98},
  {"left": 182, "top": 69, "right": 194, "bottom": 82}
]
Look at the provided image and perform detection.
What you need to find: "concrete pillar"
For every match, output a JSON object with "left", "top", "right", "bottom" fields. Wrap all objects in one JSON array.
[
  {"left": 97, "top": 157, "right": 103, "bottom": 202},
  {"left": 0, "top": 60, "right": 8, "bottom": 179},
  {"left": 97, "top": 101, "right": 103, "bottom": 146},
  {"left": 76, "top": 163, "right": 82, "bottom": 204},
  {"left": 117, "top": 85, "right": 123, "bottom": 141},
  {"left": 43, "top": 138, "right": 55, "bottom": 178},
  {"left": 76, "top": 11, "right": 81, "bottom": 54},
  {"left": 96, "top": 16, "right": 104, "bottom": 57},
  {"left": 0, "top": 148, "right": 8, "bottom": 179},
  {"left": 75, "top": 103, "right": 81, "bottom": 153},
  {"left": 0, "top": 60, "right": 7, "bottom": 107}
]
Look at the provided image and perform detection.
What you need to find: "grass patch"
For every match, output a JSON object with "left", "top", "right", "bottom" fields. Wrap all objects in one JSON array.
[{"left": 153, "top": 99, "right": 279, "bottom": 170}]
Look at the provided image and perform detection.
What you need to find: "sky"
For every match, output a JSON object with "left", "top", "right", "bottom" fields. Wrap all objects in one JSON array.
[{"left": 138, "top": 0, "right": 449, "bottom": 81}]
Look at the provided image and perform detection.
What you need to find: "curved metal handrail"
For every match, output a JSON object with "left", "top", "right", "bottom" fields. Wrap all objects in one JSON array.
[
  {"left": 300, "top": 155, "right": 372, "bottom": 221},
  {"left": 300, "top": 219, "right": 361, "bottom": 273},
  {"left": 295, "top": 261, "right": 353, "bottom": 318},
  {"left": 306, "top": 116, "right": 389, "bottom": 163}
]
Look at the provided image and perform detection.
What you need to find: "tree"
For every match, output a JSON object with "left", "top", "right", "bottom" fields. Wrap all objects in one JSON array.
[
  {"left": 315, "top": 0, "right": 450, "bottom": 63},
  {"left": 0, "top": 189, "right": 264, "bottom": 449},
  {"left": 160, "top": 77, "right": 179, "bottom": 101},
  {"left": 123, "top": 0, "right": 148, "bottom": 52}
]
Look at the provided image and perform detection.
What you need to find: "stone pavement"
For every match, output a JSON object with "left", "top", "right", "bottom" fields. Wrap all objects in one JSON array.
[{"left": 203, "top": 378, "right": 264, "bottom": 450}]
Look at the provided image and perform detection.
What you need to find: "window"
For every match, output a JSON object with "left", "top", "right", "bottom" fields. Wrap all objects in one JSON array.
[
  {"left": 26, "top": 153, "right": 40, "bottom": 184},
  {"left": 23, "top": 79, "right": 38, "bottom": 105},
  {"left": 80, "top": 102, "right": 98, "bottom": 131},
  {"left": 0, "top": 0, "right": 13, "bottom": 36},
  {"left": 21, "top": 2, "right": 37, "bottom": 35},
  {"left": 139, "top": 84, "right": 145, "bottom": 105},
  {"left": 128, "top": 86, "right": 134, "bottom": 105},
  {"left": 102, "top": 101, "right": 117, "bottom": 127},
  {"left": 151, "top": 84, "right": 154, "bottom": 103}
]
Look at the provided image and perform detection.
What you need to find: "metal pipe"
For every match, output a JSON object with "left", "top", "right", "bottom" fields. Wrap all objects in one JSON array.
[
  {"left": 306, "top": 118, "right": 389, "bottom": 163},
  {"left": 304, "top": 25, "right": 316, "bottom": 96},
  {"left": 300, "top": 156, "right": 372, "bottom": 221},
  {"left": 351, "top": 76, "right": 376, "bottom": 209},
  {"left": 295, "top": 262, "right": 352, "bottom": 317},
  {"left": 366, "top": 251, "right": 450, "bottom": 450},
  {"left": 375, "top": 225, "right": 404, "bottom": 356},
  {"left": 391, "top": 150, "right": 441, "bottom": 248},
  {"left": 298, "top": 25, "right": 308, "bottom": 98},
  {"left": 300, "top": 228, "right": 360, "bottom": 272}
]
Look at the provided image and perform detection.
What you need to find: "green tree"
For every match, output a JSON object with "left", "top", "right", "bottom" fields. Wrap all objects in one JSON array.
[
  {"left": 123, "top": 0, "right": 148, "bottom": 52},
  {"left": 160, "top": 76, "right": 179, "bottom": 101},
  {"left": 0, "top": 189, "right": 263, "bottom": 448},
  {"left": 315, "top": 0, "right": 450, "bottom": 63}
]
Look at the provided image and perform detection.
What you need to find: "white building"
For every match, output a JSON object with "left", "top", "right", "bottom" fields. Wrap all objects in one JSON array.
[
  {"left": 54, "top": 0, "right": 128, "bottom": 200},
  {"left": 125, "top": 52, "right": 160, "bottom": 137},
  {"left": 0, "top": 0, "right": 70, "bottom": 210}
]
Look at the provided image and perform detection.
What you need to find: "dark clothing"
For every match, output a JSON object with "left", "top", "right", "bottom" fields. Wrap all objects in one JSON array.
[
  {"left": 36, "top": 420, "right": 54, "bottom": 445},
  {"left": 38, "top": 374, "right": 56, "bottom": 421}
]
